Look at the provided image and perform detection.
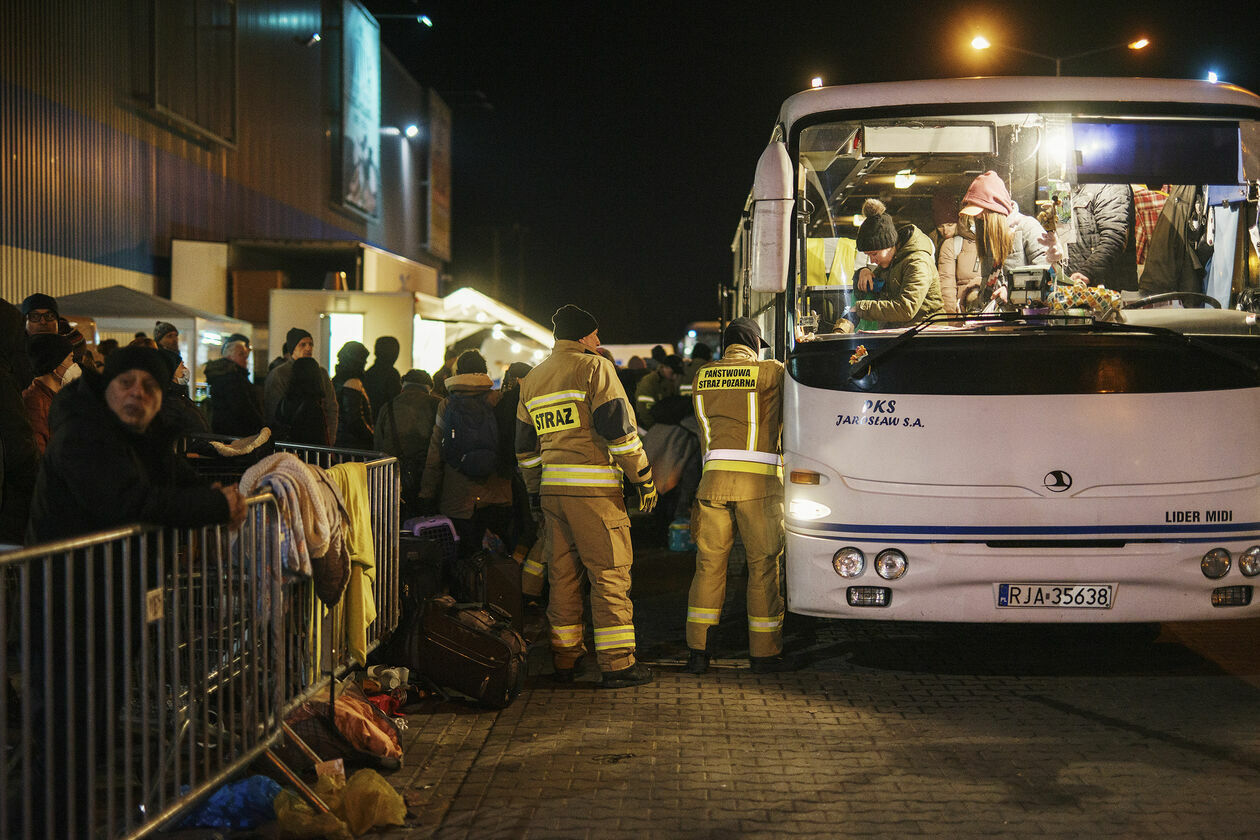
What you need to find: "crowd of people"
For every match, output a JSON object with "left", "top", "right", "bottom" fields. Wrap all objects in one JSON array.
[{"left": 2, "top": 290, "right": 787, "bottom": 695}]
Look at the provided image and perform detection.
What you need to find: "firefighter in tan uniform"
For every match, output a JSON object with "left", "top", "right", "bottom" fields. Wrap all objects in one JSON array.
[
  {"left": 685, "top": 317, "right": 795, "bottom": 674},
  {"left": 516, "top": 305, "right": 657, "bottom": 688}
]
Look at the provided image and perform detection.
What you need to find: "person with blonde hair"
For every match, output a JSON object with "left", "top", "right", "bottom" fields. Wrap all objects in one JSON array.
[{"left": 951, "top": 171, "right": 1050, "bottom": 310}]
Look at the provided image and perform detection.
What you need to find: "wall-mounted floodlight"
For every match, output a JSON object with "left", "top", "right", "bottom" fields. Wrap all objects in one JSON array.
[
  {"left": 405, "top": 124, "right": 420, "bottom": 138},
  {"left": 380, "top": 126, "right": 402, "bottom": 136},
  {"left": 296, "top": 32, "right": 321, "bottom": 46}
]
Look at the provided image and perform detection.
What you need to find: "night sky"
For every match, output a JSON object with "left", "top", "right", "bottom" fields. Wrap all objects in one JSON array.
[{"left": 370, "top": 0, "right": 1260, "bottom": 345}]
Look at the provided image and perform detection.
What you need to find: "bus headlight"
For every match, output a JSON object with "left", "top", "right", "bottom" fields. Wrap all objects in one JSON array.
[
  {"left": 789, "top": 499, "right": 831, "bottom": 521},
  {"left": 832, "top": 547, "right": 865, "bottom": 578},
  {"left": 875, "top": 549, "right": 907, "bottom": 580},
  {"left": 1201, "top": 548, "right": 1231, "bottom": 579},
  {"left": 1239, "top": 546, "right": 1260, "bottom": 577}
]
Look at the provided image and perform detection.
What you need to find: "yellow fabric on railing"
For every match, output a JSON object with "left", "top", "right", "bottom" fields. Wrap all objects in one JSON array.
[{"left": 327, "top": 462, "right": 377, "bottom": 665}]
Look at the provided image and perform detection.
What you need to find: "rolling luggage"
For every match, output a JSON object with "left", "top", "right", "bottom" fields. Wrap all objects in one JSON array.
[
  {"left": 414, "top": 595, "right": 526, "bottom": 709},
  {"left": 371, "top": 528, "right": 449, "bottom": 668},
  {"left": 452, "top": 549, "right": 525, "bottom": 632}
]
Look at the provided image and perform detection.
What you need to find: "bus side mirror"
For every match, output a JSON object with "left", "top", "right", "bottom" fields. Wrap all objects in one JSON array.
[{"left": 749, "top": 140, "right": 793, "bottom": 294}]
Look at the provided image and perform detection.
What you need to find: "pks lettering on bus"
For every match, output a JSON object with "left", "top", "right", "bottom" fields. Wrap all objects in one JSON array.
[{"left": 861, "top": 399, "right": 896, "bottom": 414}]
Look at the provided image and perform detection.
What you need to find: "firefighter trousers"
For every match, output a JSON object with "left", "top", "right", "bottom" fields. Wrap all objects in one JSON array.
[
  {"left": 686, "top": 495, "right": 785, "bottom": 657},
  {"left": 542, "top": 494, "right": 637, "bottom": 672}
]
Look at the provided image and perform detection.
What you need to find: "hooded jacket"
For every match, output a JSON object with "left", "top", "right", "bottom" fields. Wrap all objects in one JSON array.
[
  {"left": 204, "top": 356, "right": 264, "bottom": 437},
  {"left": 851, "top": 224, "right": 944, "bottom": 328},
  {"left": 0, "top": 298, "right": 38, "bottom": 543},
  {"left": 421, "top": 372, "right": 512, "bottom": 519},
  {"left": 27, "top": 371, "right": 230, "bottom": 543},
  {"left": 362, "top": 346, "right": 402, "bottom": 423}
]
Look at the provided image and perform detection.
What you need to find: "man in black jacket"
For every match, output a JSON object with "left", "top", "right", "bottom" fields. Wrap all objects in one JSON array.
[
  {"left": 1065, "top": 183, "right": 1139, "bottom": 291},
  {"left": 28, "top": 345, "right": 245, "bottom": 542},
  {"left": 204, "top": 337, "right": 265, "bottom": 438}
]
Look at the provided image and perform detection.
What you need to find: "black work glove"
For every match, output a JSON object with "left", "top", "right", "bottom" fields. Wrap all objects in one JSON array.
[{"left": 636, "top": 479, "right": 658, "bottom": 514}]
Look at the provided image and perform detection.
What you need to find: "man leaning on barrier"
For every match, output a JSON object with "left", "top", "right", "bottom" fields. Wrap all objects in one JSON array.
[{"left": 27, "top": 345, "right": 246, "bottom": 542}]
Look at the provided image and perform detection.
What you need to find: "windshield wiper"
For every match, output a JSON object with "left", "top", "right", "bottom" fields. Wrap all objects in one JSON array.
[{"left": 845, "top": 310, "right": 1039, "bottom": 384}]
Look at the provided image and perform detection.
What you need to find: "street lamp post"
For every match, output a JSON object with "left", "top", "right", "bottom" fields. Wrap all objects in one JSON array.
[{"left": 971, "top": 35, "right": 1149, "bottom": 76}]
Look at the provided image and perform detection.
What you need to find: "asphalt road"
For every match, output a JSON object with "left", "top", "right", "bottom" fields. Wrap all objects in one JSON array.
[{"left": 379, "top": 526, "right": 1260, "bottom": 839}]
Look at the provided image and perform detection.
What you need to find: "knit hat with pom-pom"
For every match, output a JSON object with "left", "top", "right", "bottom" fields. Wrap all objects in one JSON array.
[{"left": 856, "top": 198, "right": 897, "bottom": 251}]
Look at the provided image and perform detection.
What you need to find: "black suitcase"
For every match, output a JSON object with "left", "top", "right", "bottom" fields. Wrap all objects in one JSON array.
[
  {"left": 452, "top": 549, "right": 525, "bottom": 633},
  {"left": 414, "top": 595, "right": 526, "bottom": 708},
  {"left": 371, "top": 532, "right": 448, "bottom": 668}
]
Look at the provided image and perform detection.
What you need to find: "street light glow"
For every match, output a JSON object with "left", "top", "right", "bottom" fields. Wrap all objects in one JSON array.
[
  {"left": 971, "top": 35, "right": 991, "bottom": 51},
  {"left": 1128, "top": 38, "right": 1149, "bottom": 50},
  {"left": 418, "top": 14, "right": 433, "bottom": 26}
]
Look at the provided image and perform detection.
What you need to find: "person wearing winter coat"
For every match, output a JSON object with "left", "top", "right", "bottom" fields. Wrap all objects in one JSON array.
[
  {"left": 332, "top": 340, "right": 374, "bottom": 450},
  {"left": 21, "top": 333, "right": 76, "bottom": 455},
  {"left": 849, "top": 199, "right": 944, "bottom": 329},
  {"left": 158, "top": 347, "right": 210, "bottom": 437},
  {"left": 0, "top": 298, "right": 38, "bottom": 545},
  {"left": 362, "top": 335, "right": 403, "bottom": 423},
  {"left": 275, "top": 356, "right": 333, "bottom": 445},
  {"left": 264, "top": 327, "right": 339, "bottom": 443},
  {"left": 946, "top": 171, "right": 1051, "bottom": 310},
  {"left": 419, "top": 350, "right": 513, "bottom": 551},
  {"left": 27, "top": 346, "right": 245, "bottom": 543},
  {"left": 1064, "top": 183, "right": 1139, "bottom": 291},
  {"left": 204, "top": 338, "right": 264, "bottom": 437},
  {"left": 374, "top": 368, "right": 441, "bottom": 517}
]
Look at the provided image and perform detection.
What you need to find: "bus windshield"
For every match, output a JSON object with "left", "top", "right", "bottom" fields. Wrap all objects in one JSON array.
[{"left": 793, "top": 110, "right": 1260, "bottom": 344}]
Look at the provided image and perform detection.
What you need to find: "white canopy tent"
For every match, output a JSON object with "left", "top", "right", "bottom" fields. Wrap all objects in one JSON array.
[{"left": 55, "top": 285, "right": 253, "bottom": 397}]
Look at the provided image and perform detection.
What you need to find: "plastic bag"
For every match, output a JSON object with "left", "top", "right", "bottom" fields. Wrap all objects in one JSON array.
[
  {"left": 178, "top": 775, "right": 281, "bottom": 830},
  {"left": 342, "top": 768, "right": 408, "bottom": 835},
  {"left": 274, "top": 769, "right": 405, "bottom": 838}
]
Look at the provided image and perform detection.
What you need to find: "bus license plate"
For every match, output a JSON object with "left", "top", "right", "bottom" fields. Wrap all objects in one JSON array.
[{"left": 996, "top": 583, "right": 1114, "bottom": 609}]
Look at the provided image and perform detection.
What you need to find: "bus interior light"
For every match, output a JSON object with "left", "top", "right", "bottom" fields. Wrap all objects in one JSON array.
[
  {"left": 1238, "top": 546, "right": 1260, "bottom": 577},
  {"left": 1201, "top": 548, "right": 1231, "bottom": 579},
  {"left": 1211, "top": 586, "right": 1252, "bottom": 607},
  {"left": 847, "top": 586, "right": 891, "bottom": 607},
  {"left": 875, "top": 549, "right": 908, "bottom": 580},
  {"left": 833, "top": 547, "right": 865, "bottom": 578}
]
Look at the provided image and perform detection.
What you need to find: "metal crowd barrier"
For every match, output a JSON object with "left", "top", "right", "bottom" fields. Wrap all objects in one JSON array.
[
  {"left": 0, "top": 494, "right": 285, "bottom": 840},
  {"left": 1, "top": 440, "right": 401, "bottom": 839}
]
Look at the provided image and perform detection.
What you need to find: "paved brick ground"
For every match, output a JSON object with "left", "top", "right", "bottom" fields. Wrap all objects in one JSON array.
[{"left": 374, "top": 527, "right": 1260, "bottom": 839}]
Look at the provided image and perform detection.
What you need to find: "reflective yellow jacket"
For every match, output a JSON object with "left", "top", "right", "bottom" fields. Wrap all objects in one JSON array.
[
  {"left": 692, "top": 344, "right": 784, "bottom": 501},
  {"left": 515, "top": 340, "right": 653, "bottom": 497}
]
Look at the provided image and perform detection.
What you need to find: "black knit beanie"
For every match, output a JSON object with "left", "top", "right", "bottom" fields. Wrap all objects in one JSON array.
[
  {"left": 103, "top": 346, "right": 171, "bottom": 387},
  {"left": 286, "top": 327, "right": 313, "bottom": 353},
  {"left": 856, "top": 198, "right": 897, "bottom": 251},
  {"left": 551, "top": 305, "right": 598, "bottom": 341}
]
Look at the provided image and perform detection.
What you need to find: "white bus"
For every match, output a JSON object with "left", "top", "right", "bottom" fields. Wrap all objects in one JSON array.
[{"left": 734, "top": 76, "right": 1260, "bottom": 622}]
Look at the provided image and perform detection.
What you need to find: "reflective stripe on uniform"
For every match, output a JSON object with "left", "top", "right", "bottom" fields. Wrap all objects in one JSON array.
[
  {"left": 517, "top": 453, "right": 543, "bottom": 468},
  {"left": 526, "top": 390, "right": 586, "bottom": 410},
  {"left": 686, "top": 606, "right": 721, "bottom": 625},
  {"left": 523, "top": 558, "right": 545, "bottom": 578},
  {"left": 703, "top": 460, "right": 782, "bottom": 476},
  {"left": 541, "top": 464, "right": 623, "bottom": 487},
  {"left": 746, "top": 391, "right": 758, "bottom": 450},
  {"left": 702, "top": 448, "right": 782, "bottom": 476},
  {"left": 551, "top": 623, "right": 585, "bottom": 647},
  {"left": 748, "top": 614, "right": 784, "bottom": 632},
  {"left": 694, "top": 392, "right": 713, "bottom": 450},
  {"left": 607, "top": 436, "right": 644, "bottom": 456},
  {"left": 593, "top": 624, "right": 635, "bottom": 650}
]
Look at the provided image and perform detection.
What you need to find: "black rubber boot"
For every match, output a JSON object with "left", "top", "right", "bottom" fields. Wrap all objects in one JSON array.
[
  {"left": 600, "top": 661, "right": 653, "bottom": 689},
  {"left": 685, "top": 649, "right": 710, "bottom": 674},
  {"left": 750, "top": 653, "right": 801, "bottom": 674}
]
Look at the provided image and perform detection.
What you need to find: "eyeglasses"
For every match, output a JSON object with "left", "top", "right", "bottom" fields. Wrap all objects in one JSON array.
[{"left": 26, "top": 312, "right": 57, "bottom": 323}]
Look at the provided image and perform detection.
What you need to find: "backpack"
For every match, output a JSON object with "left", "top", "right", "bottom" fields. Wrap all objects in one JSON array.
[{"left": 439, "top": 391, "right": 500, "bottom": 479}]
